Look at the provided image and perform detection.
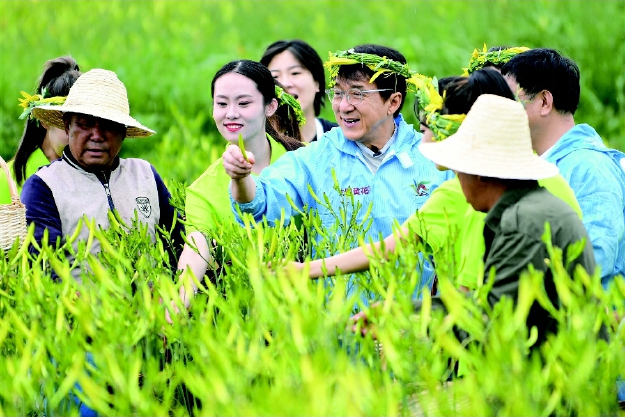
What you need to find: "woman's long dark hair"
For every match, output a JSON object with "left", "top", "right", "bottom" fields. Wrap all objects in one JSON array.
[
  {"left": 260, "top": 39, "right": 327, "bottom": 116},
  {"left": 211, "top": 60, "right": 303, "bottom": 151},
  {"left": 13, "top": 56, "right": 81, "bottom": 185},
  {"left": 440, "top": 67, "right": 516, "bottom": 115}
]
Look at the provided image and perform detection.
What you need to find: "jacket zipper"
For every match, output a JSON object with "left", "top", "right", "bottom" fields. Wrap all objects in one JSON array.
[{"left": 97, "top": 171, "right": 115, "bottom": 211}]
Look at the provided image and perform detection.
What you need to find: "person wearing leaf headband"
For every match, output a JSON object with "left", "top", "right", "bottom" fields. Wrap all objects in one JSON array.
[
  {"left": 0, "top": 56, "right": 81, "bottom": 204},
  {"left": 290, "top": 68, "right": 580, "bottom": 296},
  {"left": 462, "top": 44, "right": 530, "bottom": 75},
  {"left": 173, "top": 60, "right": 304, "bottom": 317},
  {"left": 223, "top": 44, "right": 452, "bottom": 299}
]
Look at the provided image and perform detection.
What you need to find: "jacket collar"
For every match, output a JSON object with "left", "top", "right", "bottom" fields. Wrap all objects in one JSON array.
[
  {"left": 484, "top": 181, "right": 540, "bottom": 232},
  {"left": 326, "top": 114, "right": 419, "bottom": 157},
  {"left": 546, "top": 124, "right": 605, "bottom": 162}
]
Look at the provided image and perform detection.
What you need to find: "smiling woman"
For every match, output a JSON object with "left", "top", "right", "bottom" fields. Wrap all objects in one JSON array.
[
  {"left": 173, "top": 60, "right": 303, "bottom": 316},
  {"left": 261, "top": 39, "right": 337, "bottom": 143}
]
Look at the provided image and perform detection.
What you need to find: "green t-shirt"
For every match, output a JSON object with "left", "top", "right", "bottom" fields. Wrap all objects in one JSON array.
[
  {"left": 404, "top": 175, "right": 582, "bottom": 288},
  {"left": 185, "top": 134, "right": 288, "bottom": 233},
  {"left": 0, "top": 148, "right": 49, "bottom": 204}
]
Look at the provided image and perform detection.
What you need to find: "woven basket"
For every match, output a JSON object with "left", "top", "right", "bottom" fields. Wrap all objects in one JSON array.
[{"left": 0, "top": 156, "right": 27, "bottom": 251}]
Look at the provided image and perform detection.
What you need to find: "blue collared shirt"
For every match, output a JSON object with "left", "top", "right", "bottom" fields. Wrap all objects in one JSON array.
[
  {"left": 230, "top": 115, "right": 453, "bottom": 297},
  {"left": 231, "top": 115, "right": 453, "bottom": 245},
  {"left": 544, "top": 124, "right": 625, "bottom": 287}
]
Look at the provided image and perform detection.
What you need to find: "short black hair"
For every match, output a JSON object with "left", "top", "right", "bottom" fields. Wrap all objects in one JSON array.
[
  {"left": 501, "top": 48, "right": 580, "bottom": 115},
  {"left": 260, "top": 39, "right": 326, "bottom": 116},
  {"left": 336, "top": 44, "right": 407, "bottom": 118}
]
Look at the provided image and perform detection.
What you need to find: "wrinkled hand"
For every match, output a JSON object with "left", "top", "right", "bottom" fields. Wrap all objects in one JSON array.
[{"left": 223, "top": 145, "right": 254, "bottom": 179}]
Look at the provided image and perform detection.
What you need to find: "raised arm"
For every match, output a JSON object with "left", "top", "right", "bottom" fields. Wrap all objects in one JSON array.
[{"left": 222, "top": 145, "right": 257, "bottom": 203}]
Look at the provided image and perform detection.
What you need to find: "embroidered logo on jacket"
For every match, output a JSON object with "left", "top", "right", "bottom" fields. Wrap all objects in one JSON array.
[
  {"left": 411, "top": 180, "right": 431, "bottom": 197},
  {"left": 136, "top": 197, "right": 152, "bottom": 218}
]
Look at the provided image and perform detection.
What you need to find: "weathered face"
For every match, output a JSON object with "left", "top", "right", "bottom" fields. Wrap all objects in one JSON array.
[
  {"left": 457, "top": 172, "right": 486, "bottom": 212},
  {"left": 212, "top": 72, "right": 276, "bottom": 145},
  {"left": 66, "top": 113, "right": 125, "bottom": 169},
  {"left": 330, "top": 74, "right": 398, "bottom": 147},
  {"left": 268, "top": 50, "right": 319, "bottom": 116}
]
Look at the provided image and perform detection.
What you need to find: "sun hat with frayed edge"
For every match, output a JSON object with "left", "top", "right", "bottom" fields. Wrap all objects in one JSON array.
[
  {"left": 418, "top": 94, "right": 558, "bottom": 180},
  {"left": 31, "top": 69, "right": 155, "bottom": 138}
]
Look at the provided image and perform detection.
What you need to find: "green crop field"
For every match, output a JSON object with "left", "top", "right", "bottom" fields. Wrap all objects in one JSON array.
[
  {"left": 1, "top": 0, "right": 624, "bottom": 184},
  {"left": 1, "top": 1, "right": 625, "bottom": 416}
]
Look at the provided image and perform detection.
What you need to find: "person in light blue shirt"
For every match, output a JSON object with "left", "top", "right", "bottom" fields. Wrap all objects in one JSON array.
[
  {"left": 503, "top": 48, "right": 625, "bottom": 289},
  {"left": 222, "top": 44, "right": 452, "bottom": 294}
]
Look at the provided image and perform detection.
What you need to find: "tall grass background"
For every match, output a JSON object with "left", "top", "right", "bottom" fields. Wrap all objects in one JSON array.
[{"left": 1, "top": 0, "right": 624, "bottom": 184}]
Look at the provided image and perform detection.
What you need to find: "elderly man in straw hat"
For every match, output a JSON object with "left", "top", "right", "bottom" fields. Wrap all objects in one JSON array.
[
  {"left": 22, "top": 68, "right": 184, "bottom": 280},
  {"left": 417, "top": 94, "right": 595, "bottom": 345}
]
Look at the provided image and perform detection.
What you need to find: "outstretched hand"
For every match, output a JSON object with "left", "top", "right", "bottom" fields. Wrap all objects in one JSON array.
[
  {"left": 348, "top": 302, "right": 382, "bottom": 339},
  {"left": 223, "top": 145, "right": 255, "bottom": 179}
]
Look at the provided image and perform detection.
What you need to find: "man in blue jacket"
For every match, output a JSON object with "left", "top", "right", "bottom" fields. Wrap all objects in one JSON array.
[
  {"left": 502, "top": 49, "right": 625, "bottom": 289},
  {"left": 222, "top": 44, "right": 452, "bottom": 296}
]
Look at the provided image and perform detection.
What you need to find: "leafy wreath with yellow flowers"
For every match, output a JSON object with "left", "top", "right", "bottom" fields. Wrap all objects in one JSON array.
[
  {"left": 409, "top": 73, "right": 466, "bottom": 142},
  {"left": 275, "top": 85, "right": 306, "bottom": 127},
  {"left": 462, "top": 44, "right": 530, "bottom": 75},
  {"left": 18, "top": 88, "right": 66, "bottom": 122},
  {"left": 324, "top": 49, "right": 415, "bottom": 88}
]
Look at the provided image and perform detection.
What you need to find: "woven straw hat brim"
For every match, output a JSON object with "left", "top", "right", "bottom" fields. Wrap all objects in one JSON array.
[
  {"left": 30, "top": 68, "right": 155, "bottom": 138},
  {"left": 418, "top": 94, "right": 558, "bottom": 181},
  {"left": 31, "top": 105, "right": 155, "bottom": 138}
]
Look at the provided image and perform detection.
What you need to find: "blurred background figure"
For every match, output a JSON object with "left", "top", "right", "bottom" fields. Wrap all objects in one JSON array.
[{"left": 261, "top": 39, "right": 337, "bottom": 143}]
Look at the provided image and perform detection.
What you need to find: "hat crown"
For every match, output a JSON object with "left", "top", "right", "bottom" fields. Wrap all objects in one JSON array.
[
  {"left": 64, "top": 69, "right": 130, "bottom": 116},
  {"left": 459, "top": 94, "right": 533, "bottom": 156}
]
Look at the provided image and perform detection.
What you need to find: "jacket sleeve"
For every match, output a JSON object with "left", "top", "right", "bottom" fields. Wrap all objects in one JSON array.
[
  {"left": 230, "top": 147, "right": 316, "bottom": 226},
  {"left": 560, "top": 151, "right": 624, "bottom": 287},
  {"left": 21, "top": 175, "right": 63, "bottom": 249},
  {"left": 151, "top": 166, "right": 185, "bottom": 259}
]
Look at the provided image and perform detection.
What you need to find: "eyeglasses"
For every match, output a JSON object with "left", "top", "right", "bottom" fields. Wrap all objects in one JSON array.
[{"left": 325, "top": 88, "right": 394, "bottom": 105}]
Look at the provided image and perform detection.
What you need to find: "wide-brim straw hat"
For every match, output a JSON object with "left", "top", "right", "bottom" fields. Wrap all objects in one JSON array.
[
  {"left": 419, "top": 94, "right": 558, "bottom": 180},
  {"left": 31, "top": 69, "right": 155, "bottom": 138}
]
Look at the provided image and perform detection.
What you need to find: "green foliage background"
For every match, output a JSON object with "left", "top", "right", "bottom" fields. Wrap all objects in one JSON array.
[{"left": 1, "top": 0, "right": 624, "bottom": 185}]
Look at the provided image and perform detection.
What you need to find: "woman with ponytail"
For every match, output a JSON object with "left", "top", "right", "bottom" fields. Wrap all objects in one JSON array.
[
  {"left": 0, "top": 56, "right": 81, "bottom": 203},
  {"left": 170, "top": 60, "right": 303, "bottom": 317}
]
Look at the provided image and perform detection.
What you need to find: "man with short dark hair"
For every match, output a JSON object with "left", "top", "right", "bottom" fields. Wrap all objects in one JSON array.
[
  {"left": 24, "top": 69, "right": 184, "bottom": 280},
  {"left": 222, "top": 44, "right": 452, "bottom": 296},
  {"left": 501, "top": 48, "right": 625, "bottom": 289}
]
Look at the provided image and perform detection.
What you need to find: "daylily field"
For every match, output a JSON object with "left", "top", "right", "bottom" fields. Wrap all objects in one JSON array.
[{"left": 1, "top": 1, "right": 624, "bottom": 416}]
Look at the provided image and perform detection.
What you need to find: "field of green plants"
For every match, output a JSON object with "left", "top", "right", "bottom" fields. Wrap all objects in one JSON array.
[{"left": 1, "top": 0, "right": 625, "bottom": 415}]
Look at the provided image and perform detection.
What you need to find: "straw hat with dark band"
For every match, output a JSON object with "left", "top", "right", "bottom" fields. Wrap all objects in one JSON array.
[
  {"left": 32, "top": 69, "right": 155, "bottom": 138},
  {"left": 419, "top": 94, "right": 558, "bottom": 180}
]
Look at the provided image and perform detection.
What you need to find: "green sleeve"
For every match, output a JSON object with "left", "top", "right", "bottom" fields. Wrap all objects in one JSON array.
[
  {"left": 455, "top": 208, "right": 487, "bottom": 289},
  {"left": 538, "top": 175, "right": 582, "bottom": 219},
  {"left": 185, "top": 158, "right": 234, "bottom": 234},
  {"left": 0, "top": 164, "right": 12, "bottom": 204},
  {"left": 403, "top": 178, "right": 467, "bottom": 253},
  {"left": 1, "top": 150, "right": 50, "bottom": 204}
]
